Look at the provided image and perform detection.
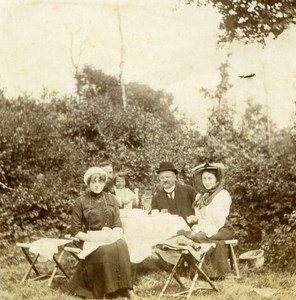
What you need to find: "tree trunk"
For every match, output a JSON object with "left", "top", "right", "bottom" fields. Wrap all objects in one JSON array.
[{"left": 117, "top": 0, "right": 127, "bottom": 108}]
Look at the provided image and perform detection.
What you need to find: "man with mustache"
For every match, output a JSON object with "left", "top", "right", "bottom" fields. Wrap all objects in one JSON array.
[{"left": 151, "top": 161, "right": 196, "bottom": 221}]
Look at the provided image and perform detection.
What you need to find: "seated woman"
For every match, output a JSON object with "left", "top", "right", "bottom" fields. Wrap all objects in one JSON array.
[
  {"left": 68, "top": 167, "right": 134, "bottom": 299},
  {"left": 173, "top": 163, "right": 235, "bottom": 279},
  {"left": 113, "top": 172, "right": 138, "bottom": 209}
]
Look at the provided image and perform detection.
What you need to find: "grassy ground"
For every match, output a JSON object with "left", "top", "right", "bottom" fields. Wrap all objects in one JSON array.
[{"left": 1, "top": 244, "right": 295, "bottom": 300}]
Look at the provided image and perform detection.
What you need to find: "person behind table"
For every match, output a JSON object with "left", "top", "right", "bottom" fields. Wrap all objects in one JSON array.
[
  {"left": 99, "top": 160, "right": 115, "bottom": 194},
  {"left": 176, "top": 163, "right": 235, "bottom": 279},
  {"left": 113, "top": 172, "right": 138, "bottom": 209},
  {"left": 68, "top": 167, "right": 134, "bottom": 299},
  {"left": 150, "top": 161, "right": 196, "bottom": 220}
]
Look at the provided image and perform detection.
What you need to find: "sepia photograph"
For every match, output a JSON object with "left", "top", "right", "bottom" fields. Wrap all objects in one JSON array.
[{"left": 0, "top": 0, "right": 295, "bottom": 299}]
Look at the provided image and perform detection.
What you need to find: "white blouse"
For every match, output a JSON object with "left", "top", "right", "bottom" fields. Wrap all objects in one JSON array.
[
  {"left": 192, "top": 189, "right": 232, "bottom": 238},
  {"left": 114, "top": 187, "right": 135, "bottom": 209}
]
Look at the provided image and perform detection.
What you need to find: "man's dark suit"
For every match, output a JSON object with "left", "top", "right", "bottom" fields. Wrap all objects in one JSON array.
[{"left": 151, "top": 182, "right": 196, "bottom": 220}]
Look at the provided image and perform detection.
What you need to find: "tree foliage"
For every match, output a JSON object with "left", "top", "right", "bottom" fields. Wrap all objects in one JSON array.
[
  {"left": 1, "top": 66, "right": 296, "bottom": 269},
  {"left": 0, "top": 67, "right": 201, "bottom": 241},
  {"left": 185, "top": 0, "right": 296, "bottom": 44}
]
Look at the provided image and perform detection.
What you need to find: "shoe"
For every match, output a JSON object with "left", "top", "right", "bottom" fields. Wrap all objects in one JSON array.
[{"left": 104, "top": 292, "right": 120, "bottom": 299}]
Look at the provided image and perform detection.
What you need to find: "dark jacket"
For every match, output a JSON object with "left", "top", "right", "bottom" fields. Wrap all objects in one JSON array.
[
  {"left": 151, "top": 182, "right": 196, "bottom": 220},
  {"left": 69, "top": 190, "right": 132, "bottom": 298},
  {"left": 70, "top": 190, "right": 121, "bottom": 236}
]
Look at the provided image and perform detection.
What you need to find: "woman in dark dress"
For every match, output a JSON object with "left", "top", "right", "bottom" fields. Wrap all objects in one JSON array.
[{"left": 68, "top": 167, "right": 134, "bottom": 299}]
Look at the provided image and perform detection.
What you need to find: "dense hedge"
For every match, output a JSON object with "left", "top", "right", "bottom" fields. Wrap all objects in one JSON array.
[{"left": 0, "top": 69, "right": 295, "bottom": 270}]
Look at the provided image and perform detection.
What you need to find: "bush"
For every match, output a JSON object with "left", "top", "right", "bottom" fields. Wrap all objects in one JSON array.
[
  {"left": 0, "top": 173, "right": 76, "bottom": 242},
  {"left": 261, "top": 211, "right": 296, "bottom": 272}
]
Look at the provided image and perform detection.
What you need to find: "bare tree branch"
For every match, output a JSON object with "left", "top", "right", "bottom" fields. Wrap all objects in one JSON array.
[{"left": 64, "top": 25, "right": 85, "bottom": 99}]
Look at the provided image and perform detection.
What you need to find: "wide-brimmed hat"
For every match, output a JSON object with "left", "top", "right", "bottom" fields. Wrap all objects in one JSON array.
[
  {"left": 83, "top": 167, "right": 108, "bottom": 185},
  {"left": 156, "top": 162, "right": 178, "bottom": 174},
  {"left": 191, "top": 162, "right": 225, "bottom": 192},
  {"left": 191, "top": 162, "right": 225, "bottom": 175}
]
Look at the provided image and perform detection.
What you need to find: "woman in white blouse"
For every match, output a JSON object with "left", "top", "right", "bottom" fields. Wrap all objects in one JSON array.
[{"left": 178, "top": 163, "right": 235, "bottom": 279}]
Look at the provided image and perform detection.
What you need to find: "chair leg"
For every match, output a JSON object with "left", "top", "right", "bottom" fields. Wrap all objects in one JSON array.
[
  {"left": 157, "top": 254, "right": 184, "bottom": 299},
  {"left": 186, "top": 271, "right": 199, "bottom": 300},
  {"left": 132, "top": 264, "right": 137, "bottom": 285},
  {"left": 183, "top": 254, "right": 218, "bottom": 292},
  {"left": 21, "top": 254, "right": 40, "bottom": 283},
  {"left": 229, "top": 244, "right": 240, "bottom": 278},
  {"left": 155, "top": 250, "right": 184, "bottom": 287},
  {"left": 21, "top": 247, "right": 40, "bottom": 276},
  {"left": 48, "top": 250, "right": 70, "bottom": 286}
]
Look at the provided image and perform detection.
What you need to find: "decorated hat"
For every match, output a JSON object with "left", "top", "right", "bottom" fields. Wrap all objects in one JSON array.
[
  {"left": 83, "top": 167, "right": 108, "bottom": 185},
  {"left": 191, "top": 162, "right": 225, "bottom": 175},
  {"left": 156, "top": 161, "right": 178, "bottom": 174},
  {"left": 191, "top": 162, "right": 225, "bottom": 192}
]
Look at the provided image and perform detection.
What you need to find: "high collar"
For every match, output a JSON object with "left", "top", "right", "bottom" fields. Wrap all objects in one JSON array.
[{"left": 88, "top": 189, "right": 103, "bottom": 199}]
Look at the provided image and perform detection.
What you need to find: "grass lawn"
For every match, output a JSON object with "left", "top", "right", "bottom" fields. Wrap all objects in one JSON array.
[{"left": 1, "top": 244, "right": 295, "bottom": 300}]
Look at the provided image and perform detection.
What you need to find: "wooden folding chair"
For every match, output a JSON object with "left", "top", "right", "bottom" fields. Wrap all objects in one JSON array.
[
  {"left": 155, "top": 243, "right": 218, "bottom": 300},
  {"left": 225, "top": 239, "right": 240, "bottom": 278},
  {"left": 17, "top": 239, "right": 70, "bottom": 287}
]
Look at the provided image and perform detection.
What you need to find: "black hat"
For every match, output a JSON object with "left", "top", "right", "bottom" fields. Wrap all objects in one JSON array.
[{"left": 156, "top": 161, "right": 178, "bottom": 174}]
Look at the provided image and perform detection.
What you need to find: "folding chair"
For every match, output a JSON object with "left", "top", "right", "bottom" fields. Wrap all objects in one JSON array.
[
  {"left": 17, "top": 239, "right": 71, "bottom": 287},
  {"left": 155, "top": 243, "right": 218, "bottom": 300},
  {"left": 225, "top": 239, "right": 240, "bottom": 278}
]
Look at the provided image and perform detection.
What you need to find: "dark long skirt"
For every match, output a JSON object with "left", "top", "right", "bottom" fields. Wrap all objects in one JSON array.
[
  {"left": 178, "top": 223, "right": 235, "bottom": 278},
  {"left": 68, "top": 239, "right": 133, "bottom": 299}
]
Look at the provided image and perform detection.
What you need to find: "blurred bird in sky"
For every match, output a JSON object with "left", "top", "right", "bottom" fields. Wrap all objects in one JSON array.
[{"left": 239, "top": 73, "right": 256, "bottom": 78}]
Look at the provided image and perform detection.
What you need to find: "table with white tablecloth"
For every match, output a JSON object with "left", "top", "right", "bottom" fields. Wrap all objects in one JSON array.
[{"left": 120, "top": 210, "right": 190, "bottom": 263}]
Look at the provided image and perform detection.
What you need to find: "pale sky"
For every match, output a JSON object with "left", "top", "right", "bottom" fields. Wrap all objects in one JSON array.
[{"left": 0, "top": 0, "right": 295, "bottom": 133}]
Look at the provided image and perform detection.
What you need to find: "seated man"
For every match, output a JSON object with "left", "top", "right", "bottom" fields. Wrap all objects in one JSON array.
[
  {"left": 99, "top": 160, "right": 115, "bottom": 194},
  {"left": 151, "top": 161, "right": 196, "bottom": 221}
]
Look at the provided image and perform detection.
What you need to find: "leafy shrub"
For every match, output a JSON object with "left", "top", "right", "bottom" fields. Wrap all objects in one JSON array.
[
  {"left": 0, "top": 173, "right": 75, "bottom": 242},
  {"left": 261, "top": 211, "right": 296, "bottom": 272},
  {"left": 1, "top": 66, "right": 296, "bottom": 276}
]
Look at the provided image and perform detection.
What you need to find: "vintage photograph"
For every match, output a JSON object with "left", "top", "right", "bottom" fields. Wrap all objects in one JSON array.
[{"left": 0, "top": 0, "right": 295, "bottom": 299}]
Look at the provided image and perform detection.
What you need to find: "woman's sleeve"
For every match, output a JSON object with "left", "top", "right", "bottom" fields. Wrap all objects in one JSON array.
[
  {"left": 70, "top": 199, "right": 83, "bottom": 236},
  {"left": 112, "top": 196, "right": 122, "bottom": 228},
  {"left": 202, "top": 190, "right": 232, "bottom": 237}
]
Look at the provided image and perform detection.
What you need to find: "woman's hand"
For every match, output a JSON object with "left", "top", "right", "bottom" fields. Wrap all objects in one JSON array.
[{"left": 186, "top": 215, "right": 198, "bottom": 224}]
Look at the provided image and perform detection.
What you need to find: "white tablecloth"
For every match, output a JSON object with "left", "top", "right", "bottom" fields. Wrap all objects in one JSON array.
[{"left": 122, "top": 213, "right": 190, "bottom": 263}]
